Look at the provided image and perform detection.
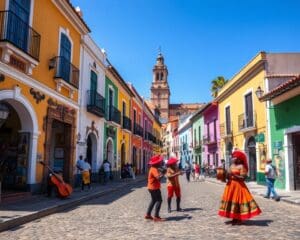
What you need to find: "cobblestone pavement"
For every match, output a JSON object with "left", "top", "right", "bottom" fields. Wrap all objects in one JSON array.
[{"left": 1, "top": 178, "right": 300, "bottom": 240}]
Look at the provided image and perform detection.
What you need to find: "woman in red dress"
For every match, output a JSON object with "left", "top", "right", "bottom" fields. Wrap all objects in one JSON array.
[{"left": 218, "top": 150, "right": 262, "bottom": 224}]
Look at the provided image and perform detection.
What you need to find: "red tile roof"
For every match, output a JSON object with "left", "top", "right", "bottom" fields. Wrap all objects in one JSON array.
[{"left": 260, "top": 75, "right": 300, "bottom": 101}]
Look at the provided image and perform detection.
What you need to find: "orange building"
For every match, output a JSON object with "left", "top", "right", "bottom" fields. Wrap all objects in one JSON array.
[{"left": 0, "top": 0, "right": 89, "bottom": 198}]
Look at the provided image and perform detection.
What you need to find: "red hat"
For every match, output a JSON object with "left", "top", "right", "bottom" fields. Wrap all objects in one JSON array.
[
  {"left": 148, "top": 155, "right": 163, "bottom": 165},
  {"left": 232, "top": 150, "right": 248, "bottom": 172},
  {"left": 167, "top": 157, "right": 178, "bottom": 166}
]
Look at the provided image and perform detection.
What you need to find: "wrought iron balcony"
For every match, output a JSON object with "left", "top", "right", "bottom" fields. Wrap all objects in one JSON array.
[
  {"left": 86, "top": 90, "right": 105, "bottom": 117},
  {"left": 122, "top": 115, "right": 132, "bottom": 131},
  {"left": 0, "top": 11, "right": 41, "bottom": 60},
  {"left": 133, "top": 123, "right": 143, "bottom": 137},
  {"left": 203, "top": 135, "right": 217, "bottom": 145},
  {"left": 51, "top": 56, "right": 80, "bottom": 89},
  {"left": 220, "top": 122, "right": 233, "bottom": 138},
  {"left": 106, "top": 105, "right": 121, "bottom": 125},
  {"left": 238, "top": 112, "right": 256, "bottom": 132}
]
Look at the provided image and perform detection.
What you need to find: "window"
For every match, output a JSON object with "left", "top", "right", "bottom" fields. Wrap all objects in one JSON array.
[
  {"left": 198, "top": 126, "right": 201, "bottom": 144},
  {"left": 108, "top": 88, "right": 113, "bottom": 119},
  {"left": 194, "top": 129, "right": 196, "bottom": 146},
  {"left": 156, "top": 73, "right": 159, "bottom": 81},
  {"left": 160, "top": 72, "right": 164, "bottom": 80},
  {"left": 214, "top": 119, "right": 217, "bottom": 142},
  {"left": 133, "top": 109, "right": 137, "bottom": 125},
  {"left": 59, "top": 33, "right": 71, "bottom": 82},
  {"left": 8, "top": 0, "right": 31, "bottom": 51},
  {"left": 225, "top": 106, "right": 231, "bottom": 135},
  {"left": 245, "top": 92, "right": 253, "bottom": 127},
  {"left": 90, "top": 71, "right": 97, "bottom": 91},
  {"left": 122, "top": 101, "right": 126, "bottom": 117}
]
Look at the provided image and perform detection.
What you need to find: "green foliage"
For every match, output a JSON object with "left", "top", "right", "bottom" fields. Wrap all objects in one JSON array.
[{"left": 210, "top": 76, "right": 228, "bottom": 98}]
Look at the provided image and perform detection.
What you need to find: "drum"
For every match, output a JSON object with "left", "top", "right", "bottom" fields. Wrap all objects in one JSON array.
[{"left": 216, "top": 167, "right": 226, "bottom": 182}]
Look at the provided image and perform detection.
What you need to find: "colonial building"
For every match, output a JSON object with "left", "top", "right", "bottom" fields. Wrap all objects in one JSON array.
[
  {"left": 216, "top": 52, "right": 300, "bottom": 187},
  {"left": 77, "top": 34, "right": 106, "bottom": 181},
  {"left": 0, "top": 0, "right": 89, "bottom": 199}
]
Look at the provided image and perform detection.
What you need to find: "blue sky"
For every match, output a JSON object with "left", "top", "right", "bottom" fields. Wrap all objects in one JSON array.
[{"left": 72, "top": 0, "right": 300, "bottom": 104}]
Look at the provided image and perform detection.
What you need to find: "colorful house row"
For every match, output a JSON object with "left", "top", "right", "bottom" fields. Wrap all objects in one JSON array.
[
  {"left": 0, "top": 0, "right": 162, "bottom": 200},
  {"left": 170, "top": 52, "right": 300, "bottom": 192}
]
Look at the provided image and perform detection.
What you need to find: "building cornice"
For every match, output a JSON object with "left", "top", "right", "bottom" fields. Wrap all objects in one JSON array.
[
  {"left": 0, "top": 62, "right": 79, "bottom": 109},
  {"left": 52, "top": 0, "right": 90, "bottom": 34}
]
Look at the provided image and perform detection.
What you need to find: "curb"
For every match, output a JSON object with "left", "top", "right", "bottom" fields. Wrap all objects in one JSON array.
[{"left": 0, "top": 178, "right": 145, "bottom": 232}]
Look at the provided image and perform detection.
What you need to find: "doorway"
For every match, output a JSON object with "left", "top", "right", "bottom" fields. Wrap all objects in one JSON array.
[
  {"left": 292, "top": 133, "right": 300, "bottom": 190},
  {"left": 247, "top": 136, "right": 257, "bottom": 181},
  {"left": 121, "top": 143, "right": 126, "bottom": 167},
  {"left": 0, "top": 102, "right": 29, "bottom": 192}
]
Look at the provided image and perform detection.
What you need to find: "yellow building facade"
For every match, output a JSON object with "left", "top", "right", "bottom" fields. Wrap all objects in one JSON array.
[
  {"left": 106, "top": 65, "right": 134, "bottom": 172},
  {"left": 217, "top": 52, "right": 269, "bottom": 183},
  {"left": 0, "top": 0, "right": 89, "bottom": 196},
  {"left": 152, "top": 118, "right": 162, "bottom": 155}
]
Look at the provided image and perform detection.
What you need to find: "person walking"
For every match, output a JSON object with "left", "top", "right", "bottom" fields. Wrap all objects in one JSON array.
[
  {"left": 166, "top": 157, "right": 184, "bottom": 213},
  {"left": 185, "top": 161, "right": 191, "bottom": 182},
  {"left": 218, "top": 150, "right": 261, "bottom": 225},
  {"left": 193, "top": 162, "right": 200, "bottom": 181},
  {"left": 103, "top": 160, "right": 111, "bottom": 184},
  {"left": 76, "top": 155, "right": 84, "bottom": 187},
  {"left": 145, "top": 155, "right": 165, "bottom": 222},
  {"left": 81, "top": 158, "right": 91, "bottom": 190},
  {"left": 264, "top": 158, "right": 280, "bottom": 201}
]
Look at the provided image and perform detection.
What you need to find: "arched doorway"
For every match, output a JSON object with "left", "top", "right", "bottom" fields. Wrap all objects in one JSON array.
[
  {"left": 132, "top": 146, "right": 137, "bottom": 174},
  {"left": 106, "top": 139, "right": 114, "bottom": 167},
  {"left": 0, "top": 101, "right": 32, "bottom": 192},
  {"left": 86, "top": 133, "right": 97, "bottom": 171},
  {"left": 247, "top": 136, "right": 257, "bottom": 181},
  {"left": 121, "top": 143, "right": 126, "bottom": 167}
]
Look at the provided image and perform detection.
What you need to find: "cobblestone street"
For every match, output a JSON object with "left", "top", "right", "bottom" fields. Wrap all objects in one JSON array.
[{"left": 1, "top": 178, "right": 300, "bottom": 240}]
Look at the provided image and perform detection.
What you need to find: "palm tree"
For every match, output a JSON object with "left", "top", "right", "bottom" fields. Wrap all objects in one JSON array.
[{"left": 211, "top": 76, "right": 228, "bottom": 98}]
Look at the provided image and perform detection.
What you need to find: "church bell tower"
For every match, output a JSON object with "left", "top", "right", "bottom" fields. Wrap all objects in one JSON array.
[{"left": 150, "top": 52, "right": 170, "bottom": 121}]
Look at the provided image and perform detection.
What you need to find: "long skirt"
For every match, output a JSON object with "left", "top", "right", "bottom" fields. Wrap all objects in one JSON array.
[
  {"left": 82, "top": 171, "right": 90, "bottom": 185},
  {"left": 218, "top": 180, "right": 261, "bottom": 220}
]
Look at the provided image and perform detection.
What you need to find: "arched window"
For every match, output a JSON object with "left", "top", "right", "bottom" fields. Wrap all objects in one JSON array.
[
  {"left": 160, "top": 72, "right": 164, "bottom": 81},
  {"left": 156, "top": 73, "right": 159, "bottom": 81}
]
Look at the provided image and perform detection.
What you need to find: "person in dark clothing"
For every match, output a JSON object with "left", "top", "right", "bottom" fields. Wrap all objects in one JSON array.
[
  {"left": 185, "top": 161, "right": 191, "bottom": 182},
  {"left": 145, "top": 155, "right": 165, "bottom": 222}
]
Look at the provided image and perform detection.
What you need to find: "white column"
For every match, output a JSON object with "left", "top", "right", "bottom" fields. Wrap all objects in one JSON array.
[{"left": 28, "top": 131, "right": 39, "bottom": 184}]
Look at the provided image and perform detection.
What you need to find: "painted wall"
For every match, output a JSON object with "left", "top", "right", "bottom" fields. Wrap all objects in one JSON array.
[
  {"left": 218, "top": 56, "right": 269, "bottom": 181},
  {"left": 269, "top": 95, "right": 300, "bottom": 189},
  {"left": 77, "top": 34, "right": 106, "bottom": 173},
  {"left": 192, "top": 114, "right": 204, "bottom": 165}
]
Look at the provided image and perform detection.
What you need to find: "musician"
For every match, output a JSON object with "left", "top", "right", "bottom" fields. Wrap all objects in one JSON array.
[
  {"left": 166, "top": 157, "right": 184, "bottom": 212},
  {"left": 145, "top": 155, "right": 165, "bottom": 222}
]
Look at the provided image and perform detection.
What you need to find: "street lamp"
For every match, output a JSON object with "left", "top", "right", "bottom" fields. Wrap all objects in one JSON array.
[
  {"left": 0, "top": 102, "right": 9, "bottom": 128},
  {"left": 255, "top": 86, "right": 264, "bottom": 100}
]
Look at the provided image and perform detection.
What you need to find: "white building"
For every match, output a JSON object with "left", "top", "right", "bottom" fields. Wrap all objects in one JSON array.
[{"left": 77, "top": 35, "right": 106, "bottom": 179}]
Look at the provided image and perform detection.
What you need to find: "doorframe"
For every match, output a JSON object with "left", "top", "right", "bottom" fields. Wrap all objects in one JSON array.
[
  {"left": 285, "top": 126, "right": 300, "bottom": 191},
  {"left": 44, "top": 102, "right": 76, "bottom": 185}
]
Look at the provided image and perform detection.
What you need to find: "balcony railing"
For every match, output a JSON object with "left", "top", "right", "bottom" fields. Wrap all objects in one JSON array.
[
  {"left": 52, "top": 56, "right": 80, "bottom": 88},
  {"left": 0, "top": 11, "right": 41, "bottom": 60},
  {"left": 86, "top": 90, "right": 105, "bottom": 117},
  {"left": 106, "top": 105, "right": 121, "bottom": 125},
  {"left": 122, "top": 115, "right": 132, "bottom": 131},
  {"left": 220, "top": 122, "right": 233, "bottom": 138},
  {"left": 203, "top": 135, "right": 217, "bottom": 144},
  {"left": 133, "top": 123, "right": 143, "bottom": 137},
  {"left": 238, "top": 112, "right": 256, "bottom": 131}
]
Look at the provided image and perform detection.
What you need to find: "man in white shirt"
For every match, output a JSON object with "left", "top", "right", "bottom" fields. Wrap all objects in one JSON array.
[
  {"left": 264, "top": 158, "right": 280, "bottom": 201},
  {"left": 103, "top": 160, "right": 111, "bottom": 183}
]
